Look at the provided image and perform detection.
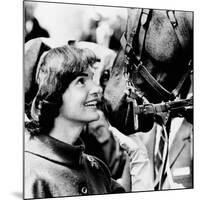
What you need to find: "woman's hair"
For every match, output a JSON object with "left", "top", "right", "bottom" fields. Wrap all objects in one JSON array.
[{"left": 26, "top": 44, "right": 98, "bottom": 135}]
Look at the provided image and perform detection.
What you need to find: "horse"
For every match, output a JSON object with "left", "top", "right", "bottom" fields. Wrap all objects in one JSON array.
[{"left": 103, "top": 8, "right": 193, "bottom": 190}]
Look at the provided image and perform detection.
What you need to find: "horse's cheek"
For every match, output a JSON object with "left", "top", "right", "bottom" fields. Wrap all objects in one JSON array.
[{"left": 104, "top": 75, "right": 125, "bottom": 111}]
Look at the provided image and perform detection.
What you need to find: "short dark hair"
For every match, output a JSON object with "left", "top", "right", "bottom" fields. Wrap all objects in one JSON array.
[{"left": 25, "top": 44, "right": 98, "bottom": 135}]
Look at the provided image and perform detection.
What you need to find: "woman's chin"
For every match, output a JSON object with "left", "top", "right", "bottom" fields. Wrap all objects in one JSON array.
[{"left": 88, "top": 113, "right": 100, "bottom": 123}]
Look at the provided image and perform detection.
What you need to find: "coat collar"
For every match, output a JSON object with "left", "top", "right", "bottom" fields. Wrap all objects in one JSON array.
[{"left": 25, "top": 132, "right": 85, "bottom": 168}]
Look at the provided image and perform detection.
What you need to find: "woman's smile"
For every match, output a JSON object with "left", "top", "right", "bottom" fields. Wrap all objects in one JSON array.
[{"left": 84, "top": 99, "right": 99, "bottom": 109}]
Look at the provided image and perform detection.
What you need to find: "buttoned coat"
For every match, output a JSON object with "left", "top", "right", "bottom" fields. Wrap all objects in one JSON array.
[{"left": 24, "top": 132, "right": 125, "bottom": 199}]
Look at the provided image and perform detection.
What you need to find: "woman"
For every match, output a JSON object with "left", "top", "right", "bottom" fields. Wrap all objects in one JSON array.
[{"left": 24, "top": 44, "right": 125, "bottom": 199}]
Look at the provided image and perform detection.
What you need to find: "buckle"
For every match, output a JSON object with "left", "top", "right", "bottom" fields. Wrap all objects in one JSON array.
[
  {"left": 142, "top": 104, "right": 155, "bottom": 114},
  {"left": 125, "top": 43, "right": 133, "bottom": 55},
  {"left": 167, "top": 10, "right": 178, "bottom": 28}
]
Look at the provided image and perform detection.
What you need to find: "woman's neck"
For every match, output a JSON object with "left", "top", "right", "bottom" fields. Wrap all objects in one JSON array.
[{"left": 49, "top": 116, "right": 84, "bottom": 145}]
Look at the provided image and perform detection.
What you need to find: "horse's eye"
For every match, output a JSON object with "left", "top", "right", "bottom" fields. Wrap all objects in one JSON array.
[
  {"left": 100, "top": 70, "right": 110, "bottom": 87},
  {"left": 102, "top": 70, "right": 110, "bottom": 80}
]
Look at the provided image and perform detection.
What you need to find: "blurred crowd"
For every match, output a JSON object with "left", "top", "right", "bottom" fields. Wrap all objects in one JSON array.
[{"left": 24, "top": 1, "right": 127, "bottom": 51}]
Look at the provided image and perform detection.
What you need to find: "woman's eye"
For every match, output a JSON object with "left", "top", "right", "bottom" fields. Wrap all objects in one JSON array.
[{"left": 77, "top": 77, "right": 85, "bottom": 85}]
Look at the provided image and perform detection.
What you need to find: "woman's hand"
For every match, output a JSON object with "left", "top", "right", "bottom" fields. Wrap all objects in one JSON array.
[
  {"left": 108, "top": 125, "right": 154, "bottom": 191},
  {"left": 108, "top": 125, "right": 147, "bottom": 155}
]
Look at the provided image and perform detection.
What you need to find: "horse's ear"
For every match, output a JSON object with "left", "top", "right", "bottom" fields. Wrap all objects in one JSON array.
[{"left": 24, "top": 38, "right": 51, "bottom": 108}]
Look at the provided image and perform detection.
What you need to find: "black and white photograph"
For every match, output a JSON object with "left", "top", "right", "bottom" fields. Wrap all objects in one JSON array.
[
  {"left": 23, "top": 0, "right": 194, "bottom": 199},
  {"left": 1, "top": 0, "right": 200, "bottom": 200}
]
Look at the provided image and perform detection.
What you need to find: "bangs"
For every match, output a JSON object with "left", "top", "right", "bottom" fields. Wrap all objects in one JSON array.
[
  {"left": 59, "top": 46, "right": 100, "bottom": 85},
  {"left": 80, "top": 47, "right": 100, "bottom": 69}
]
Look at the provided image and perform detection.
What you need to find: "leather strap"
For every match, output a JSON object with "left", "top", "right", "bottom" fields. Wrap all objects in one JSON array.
[
  {"left": 121, "top": 8, "right": 143, "bottom": 74},
  {"left": 126, "top": 8, "right": 143, "bottom": 53},
  {"left": 137, "top": 63, "right": 175, "bottom": 100},
  {"left": 167, "top": 10, "right": 191, "bottom": 52},
  {"left": 138, "top": 9, "right": 151, "bottom": 59},
  {"left": 172, "top": 60, "right": 192, "bottom": 97},
  {"left": 121, "top": 9, "right": 175, "bottom": 101},
  {"left": 167, "top": 11, "right": 193, "bottom": 97}
]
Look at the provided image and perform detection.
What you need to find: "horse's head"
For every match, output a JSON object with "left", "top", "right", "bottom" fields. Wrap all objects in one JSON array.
[{"left": 104, "top": 8, "right": 193, "bottom": 134}]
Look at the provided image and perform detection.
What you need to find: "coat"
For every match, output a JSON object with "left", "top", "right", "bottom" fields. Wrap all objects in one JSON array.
[
  {"left": 24, "top": 132, "right": 125, "bottom": 199},
  {"left": 81, "top": 129, "right": 127, "bottom": 180}
]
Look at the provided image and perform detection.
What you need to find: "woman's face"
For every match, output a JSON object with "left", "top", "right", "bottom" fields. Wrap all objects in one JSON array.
[{"left": 59, "top": 67, "right": 102, "bottom": 124}]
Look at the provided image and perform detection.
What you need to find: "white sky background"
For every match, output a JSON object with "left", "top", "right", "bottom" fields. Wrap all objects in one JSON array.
[{"left": 0, "top": 0, "right": 200, "bottom": 200}]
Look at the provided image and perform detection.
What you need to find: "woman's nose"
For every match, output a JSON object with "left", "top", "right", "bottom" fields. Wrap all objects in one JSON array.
[{"left": 89, "top": 80, "right": 103, "bottom": 96}]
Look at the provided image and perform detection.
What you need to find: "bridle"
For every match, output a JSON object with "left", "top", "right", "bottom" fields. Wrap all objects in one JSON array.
[
  {"left": 121, "top": 8, "right": 192, "bottom": 101},
  {"left": 120, "top": 8, "right": 193, "bottom": 118}
]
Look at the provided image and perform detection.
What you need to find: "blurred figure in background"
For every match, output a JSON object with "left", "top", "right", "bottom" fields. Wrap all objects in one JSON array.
[
  {"left": 79, "top": 6, "right": 127, "bottom": 52},
  {"left": 25, "top": 2, "right": 127, "bottom": 50},
  {"left": 95, "top": 7, "right": 127, "bottom": 51},
  {"left": 24, "top": 2, "right": 49, "bottom": 42},
  {"left": 80, "top": 13, "right": 100, "bottom": 43}
]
